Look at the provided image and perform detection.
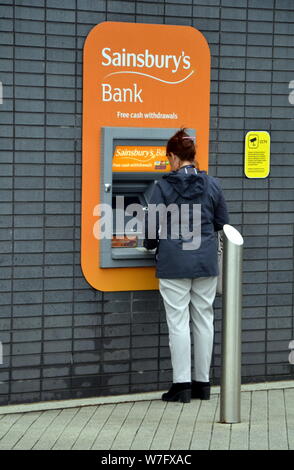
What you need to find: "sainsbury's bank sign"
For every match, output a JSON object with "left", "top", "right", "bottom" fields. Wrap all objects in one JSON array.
[{"left": 82, "top": 21, "right": 210, "bottom": 291}]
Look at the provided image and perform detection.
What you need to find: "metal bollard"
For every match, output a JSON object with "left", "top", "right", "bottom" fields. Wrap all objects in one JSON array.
[{"left": 220, "top": 224, "right": 244, "bottom": 424}]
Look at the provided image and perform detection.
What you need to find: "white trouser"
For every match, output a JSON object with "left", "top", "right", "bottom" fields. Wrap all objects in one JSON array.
[{"left": 159, "top": 277, "right": 218, "bottom": 383}]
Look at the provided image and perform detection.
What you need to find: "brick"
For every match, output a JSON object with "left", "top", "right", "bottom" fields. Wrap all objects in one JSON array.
[
  {"left": 246, "top": 94, "right": 271, "bottom": 106},
  {"left": 267, "top": 319, "right": 292, "bottom": 331},
  {"left": 46, "top": 62, "right": 75, "bottom": 75},
  {"left": 74, "top": 315, "right": 101, "bottom": 327},
  {"left": 47, "top": 35, "right": 76, "bottom": 50},
  {"left": 222, "top": 7, "right": 246, "bottom": 21},
  {"left": 77, "top": 0, "right": 106, "bottom": 10},
  {"left": 108, "top": 1, "right": 135, "bottom": 13},
  {"left": 47, "top": 9, "right": 75, "bottom": 22},
  {"left": 103, "top": 362, "right": 129, "bottom": 374},
  {"left": 44, "top": 290, "right": 73, "bottom": 303},
  {"left": 15, "top": 18, "right": 45, "bottom": 34},
  {"left": 15, "top": 46, "right": 45, "bottom": 61},
  {"left": 76, "top": 10, "right": 105, "bottom": 24},
  {"left": 15, "top": 0, "right": 45, "bottom": 6},
  {"left": 0, "top": 18, "right": 13, "bottom": 31},
  {"left": 46, "top": 22, "right": 75, "bottom": 35},
  {"left": 13, "top": 304, "right": 42, "bottom": 316},
  {"left": 132, "top": 335, "right": 159, "bottom": 348},
  {"left": 165, "top": 3, "right": 192, "bottom": 16},
  {"left": 47, "top": 0, "right": 75, "bottom": 8},
  {"left": 194, "top": 5, "right": 220, "bottom": 18},
  {"left": 276, "top": 9, "right": 294, "bottom": 23},
  {"left": 73, "top": 339, "right": 101, "bottom": 352},
  {"left": 47, "top": 48, "right": 76, "bottom": 62},
  {"left": 103, "top": 325, "right": 130, "bottom": 337},
  {"left": 0, "top": 280, "right": 11, "bottom": 292},
  {"left": 13, "top": 278, "right": 43, "bottom": 291},
  {"left": 249, "top": 0, "right": 274, "bottom": 6},
  {"left": 13, "top": 330, "right": 42, "bottom": 342},
  {"left": 44, "top": 328, "right": 73, "bottom": 341},
  {"left": 221, "top": 19, "right": 247, "bottom": 33},
  {"left": 268, "top": 283, "right": 292, "bottom": 295},
  {"left": 0, "top": 5, "right": 13, "bottom": 18},
  {"left": 44, "top": 215, "right": 74, "bottom": 227},
  {"left": 248, "top": 21, "right": 273, "bottom": 34},
  {"left": 274, "top": 35, "right": 294, "bottom": 49},
  {"left": 221, "top": 32, "right": 246, "bottom": 45},
  {"left": 136, "top": 2, "right": 164, "bottom": 15},
  {"left": 41, "top": 377, "right": 71, "bottom": 390},
  {"left": 104, "top": 350, "right": 130, "bottom": 362},
  {"left": 192, "top": 0, "right": 219, "bottom": 4},
  {"left": 244, "top": 248, "right": 267, "bottom": 260},
  {"left": 268, "top": 260, "right": 292, "bottom": 271},
  {"left": 268, "top": 271, "right": 293, "bottom": 282},
  {"left": 104, "top": 301, "right": 131, "bottom": 314},
  {"left": 15, "top": 32, "right": 45, "bottom": 47}
]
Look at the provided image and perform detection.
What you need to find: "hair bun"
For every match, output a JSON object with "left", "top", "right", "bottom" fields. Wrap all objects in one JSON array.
[{"left": 166, "top": 127, "right": 196, "bottom": 164}]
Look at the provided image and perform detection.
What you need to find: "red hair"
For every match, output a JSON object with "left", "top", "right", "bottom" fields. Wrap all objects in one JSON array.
[{"left": 166, "top": 128, "right": 197, "bottom": 166}]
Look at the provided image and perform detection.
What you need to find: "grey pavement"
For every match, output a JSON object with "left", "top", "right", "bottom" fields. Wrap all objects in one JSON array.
[{"left": 0, "top": 381, "right": 293, "bottom": 450}]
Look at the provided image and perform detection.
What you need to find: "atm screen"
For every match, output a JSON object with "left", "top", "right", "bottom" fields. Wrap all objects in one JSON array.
[{"left": 112, "top": 145, "right": 171, "bottom": 173}]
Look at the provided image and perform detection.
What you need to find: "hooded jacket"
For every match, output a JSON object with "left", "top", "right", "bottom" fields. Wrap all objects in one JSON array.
[{"left": 143, "top": 166, "right": 229, "bottom": 279}]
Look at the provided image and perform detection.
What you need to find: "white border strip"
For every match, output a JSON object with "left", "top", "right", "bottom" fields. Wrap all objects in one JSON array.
[
  {"left": 0, "top": 380, "right": 293, "bottom": 415},
  {"left": 105, "top": 69, "right": 195, "bottom": 84}
]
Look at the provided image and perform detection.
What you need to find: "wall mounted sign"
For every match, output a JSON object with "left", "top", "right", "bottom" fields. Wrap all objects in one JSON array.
[
  {"left": 82, "top": 21, "right": 211, "bottom": 291},
  {"left": 244, "top": 131, "right": 270, "bottom": 178}
]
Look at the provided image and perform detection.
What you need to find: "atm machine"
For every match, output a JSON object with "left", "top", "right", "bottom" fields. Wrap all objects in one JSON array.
[{"left": 99, "top": 127, "right": 195, "bottom": 269}]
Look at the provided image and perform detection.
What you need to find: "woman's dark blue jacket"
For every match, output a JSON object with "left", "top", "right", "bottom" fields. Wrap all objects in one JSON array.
[{"left": 143, "top": 166, "right": 229, "bottom": 279}]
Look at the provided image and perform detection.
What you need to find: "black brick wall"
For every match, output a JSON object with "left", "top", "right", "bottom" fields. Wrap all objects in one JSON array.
[{"left": 0, "top": 0, "right": 293, "bottom": 405}]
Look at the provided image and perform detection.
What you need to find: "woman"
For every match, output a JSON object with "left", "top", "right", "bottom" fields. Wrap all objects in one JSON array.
[{"left": 144, "top": 128, "right": 229, "bottom": 403}]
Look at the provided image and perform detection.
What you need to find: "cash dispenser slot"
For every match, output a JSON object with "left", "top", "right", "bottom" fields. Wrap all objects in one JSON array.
[
  {"left": 103, "top": 174, "right": 156, "bottom": 267},
  {"left": 111, "top": 182, "right": 153, "bottom": 261}
]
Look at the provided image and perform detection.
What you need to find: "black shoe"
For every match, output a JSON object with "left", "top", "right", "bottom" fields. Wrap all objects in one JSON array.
[
  {"left": 191, "top": 381, "right": 210, "bottom": 400},
  {"left": 162, "top": 382, "right": 191, "bottom": 403}
]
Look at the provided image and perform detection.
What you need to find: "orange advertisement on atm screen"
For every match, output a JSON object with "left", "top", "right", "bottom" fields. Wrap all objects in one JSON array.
[
  {"left": 82, "top": 22, "right": 211, "bottom": 291},
  {"left": 112, "top": 146, "right": 170, "bottom": 172}
]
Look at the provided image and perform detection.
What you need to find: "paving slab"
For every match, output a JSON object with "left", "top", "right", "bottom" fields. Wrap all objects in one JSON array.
[
  {"left": 268, "top": 389, "right": 288, "bottom": 450},
  {"left": 249, "top": 390, "right": 268, "bottom": 450},
  {"left": 170, "top": 399, "right": 201, "bottom": 450},
  {"left": 150, "top": 401, "right": 185, "bottom": 450},
  {"left": 285, "top": 388, "right": 294, "bottom": 450},
  {"left": 91, "top": 402, "right": 134, "bottom": 450},
  {"left": 130, "top": 400, "right": 167, "bottom": 450},
  {"left": 111, "top": 401, "right": 150, "bottom": 450},
  {"left": 189, "top": 395, "right": 218, "bottom": 450},
  {"left": 229, "top": 392, "right": 251, "bottom": 450},
  {"left": 72, "top": 404, "right": 115, "bottom": 450},
  {"left": 0, "top": 381, "right": 294, "bottom": 450},
  {"left": 0, "top": 412, "right": 41, "bottom": 450},
  {"left": 53, "top": 406, "right": 99, "bottom": 450},
  {"left": 32, "top": 408, "right": 80, "bottom": 450},
  {"left": 13, "top": 409, "right": 60, "bottom": 450}
]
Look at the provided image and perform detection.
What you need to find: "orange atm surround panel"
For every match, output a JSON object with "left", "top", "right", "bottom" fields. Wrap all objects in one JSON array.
[{"left": 81, "top": 22, "right": 211, "bottom": 291}]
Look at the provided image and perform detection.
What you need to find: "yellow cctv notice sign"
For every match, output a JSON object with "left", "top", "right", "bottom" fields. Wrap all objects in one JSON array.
[{"left": 245, "top": 131, "right": 270, "bottom": 178}]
